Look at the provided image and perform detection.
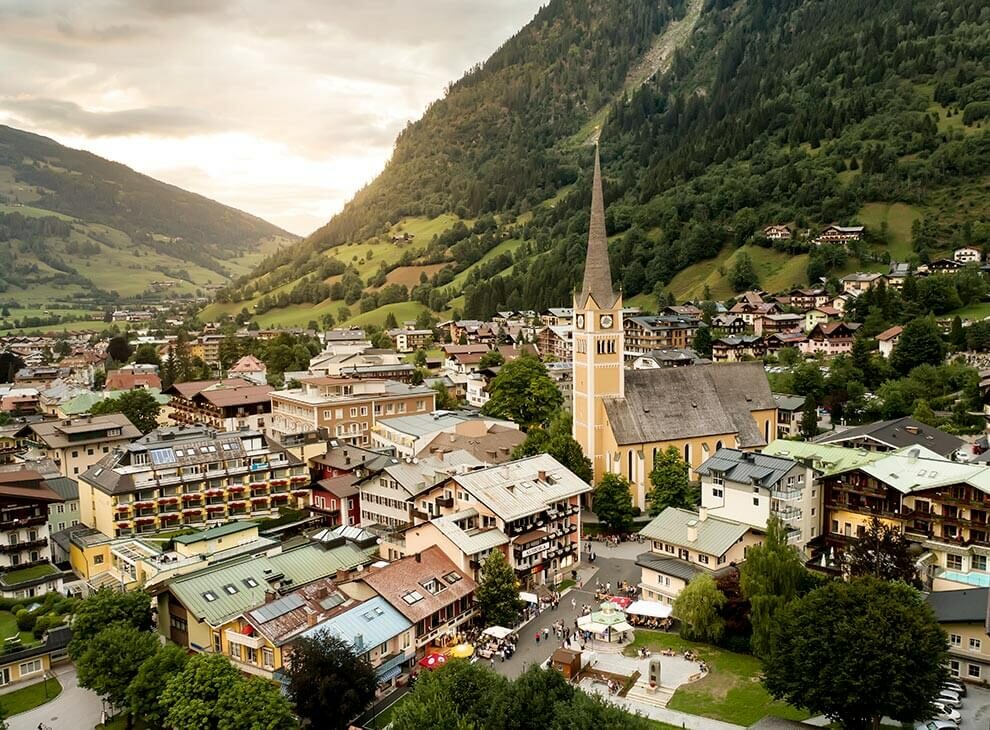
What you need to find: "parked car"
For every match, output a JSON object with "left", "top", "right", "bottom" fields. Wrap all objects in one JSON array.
[
  {"left": 945, "top": 681, "right": 966, "bottom": 695},
  {"left": 930, "top": 702, "right": 961, "bottom": 725},
  {"left": 936, "top": 690, "right": 961, "bottom": 709},
  {"left": 915, "top": 721, "right": 957, "bottom": 730}
]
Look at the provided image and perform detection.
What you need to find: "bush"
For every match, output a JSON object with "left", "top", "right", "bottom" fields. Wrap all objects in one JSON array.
[{"left": 16, "top": 609, "right": 36, "bottom": 632}]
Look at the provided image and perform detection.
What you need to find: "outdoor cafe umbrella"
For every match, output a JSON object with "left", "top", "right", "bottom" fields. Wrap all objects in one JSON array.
[
  {"left": 449, "top": 643, "right": 474, "bottom": 659},
  {"left": 418, "top": 652, "right": 448, "bottom": 670}
]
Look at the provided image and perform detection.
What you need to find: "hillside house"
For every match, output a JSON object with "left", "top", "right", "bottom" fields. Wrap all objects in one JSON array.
[{"left": 801, "top": 322, "right": 861, "bottom": 357}]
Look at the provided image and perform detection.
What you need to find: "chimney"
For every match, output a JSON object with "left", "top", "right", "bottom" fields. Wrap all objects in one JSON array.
[
  {"left": 264, "top": 589, "right": 276, "bottom": 603},
  {"left": 335, "top": 568, "right": 351, "bottom": 582},
  {"left": 415, "top": 552, "right": 422, "bottom": 563},
  {"left": 698, "top": 506, "right": 708, "bottom": 522},
  {"left": 316, "top": 585, "right": 329, "bottom": 599},
  {"left": 307, "top": 611, "right": 318, "bottom": 627},
  {"left": 686, "top": 519, "right": 698, "bottom": 542},
  {"left": 908, "top": 447, "right": 920, "bottom": 463}
]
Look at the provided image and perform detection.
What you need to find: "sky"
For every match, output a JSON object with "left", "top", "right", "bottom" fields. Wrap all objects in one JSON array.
[{"left": 0, "top": 0, "right": 545, "bottom": 236}]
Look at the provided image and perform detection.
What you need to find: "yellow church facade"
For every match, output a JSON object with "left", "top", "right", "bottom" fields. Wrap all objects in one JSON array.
[{"left": 572, "top": 147, "right": 777, "bottom": 509}]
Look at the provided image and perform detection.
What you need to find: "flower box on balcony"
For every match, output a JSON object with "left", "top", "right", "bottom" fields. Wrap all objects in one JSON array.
[
  {"left": 182, "top": 508, "right": 202, "bottom": 515},
  {"left": 227, "top": 486, "right": 245, "bottom": 493},
  {"left": 206, "top": 506, "right": 225, "bottom": 512}
]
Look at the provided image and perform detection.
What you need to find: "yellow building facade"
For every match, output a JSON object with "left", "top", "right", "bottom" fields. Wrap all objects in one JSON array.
[{"left": 572, "top": 148, "right": 778, "bottom": 509}]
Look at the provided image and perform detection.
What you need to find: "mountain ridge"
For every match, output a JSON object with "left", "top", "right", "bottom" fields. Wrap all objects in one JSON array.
[
  {"left": 211, "top": 0, "right": 990, "bottom": 329},
  {"left": 0, "top": 124, "right": 296, "bottom": 320}
]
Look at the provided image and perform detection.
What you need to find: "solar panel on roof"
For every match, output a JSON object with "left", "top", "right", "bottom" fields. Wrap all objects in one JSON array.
[
  {"left": 150, "top": 447, "right": 175, "bottom": 465},
  {"left": 249, "top": 593, "right": 305, "bottom": 623}
]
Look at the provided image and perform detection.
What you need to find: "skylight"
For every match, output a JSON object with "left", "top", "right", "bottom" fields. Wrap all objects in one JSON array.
[
  {"left": 243, "top": 577, "right": 259, "bottom": 588},
  {"left": 401, "top": 590, "right": 425, "bottom": 605},
  {"left": 443, "top": 571, "right": 462, "bottom": 585},
  {"left": 203, "top": 591, "right": 217, "bottom": 602},
  {"left": 223, "top": 584, "right": 239, "bottom": 595}
]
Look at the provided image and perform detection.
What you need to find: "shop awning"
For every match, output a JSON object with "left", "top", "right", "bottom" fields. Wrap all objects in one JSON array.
[
  {"left": 519, "top": 591, "right": 538, "bottom": 604},
  {"left": 483, "top": 626, "right": 512, "bottom": 639},
  {"left": 626, "top": 600, "right": 672, "bottom": 618},
  {"left": 377, "top": 664, "right": 402, "bottom": 683}
]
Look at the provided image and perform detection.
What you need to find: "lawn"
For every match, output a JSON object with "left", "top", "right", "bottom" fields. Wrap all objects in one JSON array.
[
  {"left": 0, "top": 611, "right": 39, "bottom": 647},
  {"left": 624, "top": 630, "right": 809, "bottom": 726},
  {"left": 344, "top": 301, "right": 430, "bottom": 329},
  {"left": 0, "top": 674, "right": 62, "bottom": 716},
  {"left": 951, "top": 301, "right": 990, "bottom": 321},
  {"left": 0, "top": 319, "right": 112, "bottom": 336},
  {"left": 1, "top": 563, "right": 59, "bottom": 586}
]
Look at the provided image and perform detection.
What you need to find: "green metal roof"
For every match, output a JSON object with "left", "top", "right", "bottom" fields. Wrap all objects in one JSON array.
[
  {"left": 761, "top": 439, "right": 884, "bottom": 476},
  {"left": 639, "top": 507, "right": 750, "bottom": 557},
  {"left": 167, "top": 542, "right": 373, "bottom": 626},
  {"left": 61, "top": 389, "right": 170, "bottom": 415},
  {"left": 173, "top": 521, "right": 258, "bottom": 545}
]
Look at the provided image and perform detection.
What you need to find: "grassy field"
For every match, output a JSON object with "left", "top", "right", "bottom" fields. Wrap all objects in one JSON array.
[
  {"left": 951, "top": 301, "right": 990, "bottom": 321},
  {"left": 1, "top": 564, "right": 59, "bottom": 586},
  {"left": 344, "top": 301, "right": 429, "bottom": 329},
  {"left": 447, "top": 238, "right": 525, "bottom": 290},
  {"left": 0, "top": 319, "right": 112, "bottom": 336},
  {"left": 625, "top": 630, "right": 809, "bottom": 726},
  {"left": 0, "top": 675, "right": 62, "bottom": 716},
  {"left": 857, "top": 202, "right": 921, "bottom": 260},
  {"left": 665, "top": 245, "right": 809, "bottom": 301}
]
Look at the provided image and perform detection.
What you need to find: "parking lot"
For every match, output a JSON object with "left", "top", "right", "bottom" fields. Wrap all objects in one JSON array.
[{"left": 956, "top": 685, "right": 990, "bottom": 728}]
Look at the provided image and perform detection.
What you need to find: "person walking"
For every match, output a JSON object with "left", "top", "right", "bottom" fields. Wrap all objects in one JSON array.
[
  {"left": 571, "top": 597, "right": 576, "bottom": 609},
  {"left": 535, "top": 632, "right": 540, "bottom": 645},
  {"left": 543, "top": 627, "right": 549, "bottom": 641}
]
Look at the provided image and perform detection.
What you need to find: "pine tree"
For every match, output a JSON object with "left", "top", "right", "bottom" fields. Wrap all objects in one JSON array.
[{"left": 800, "top": 397, "right": 818, "bottom": 439}]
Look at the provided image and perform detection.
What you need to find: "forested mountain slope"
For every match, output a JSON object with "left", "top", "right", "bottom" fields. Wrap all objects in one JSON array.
[
  {"left": 214, "top": 0, "right": 990, "bottom": 328},
  {"left": 0, "top": 125, "right": 295, "bottom": 309}
]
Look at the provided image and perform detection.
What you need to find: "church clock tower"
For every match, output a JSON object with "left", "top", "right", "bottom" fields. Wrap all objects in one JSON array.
[{"left": 572, "top": 145, "right": 623, "bottom": 485}]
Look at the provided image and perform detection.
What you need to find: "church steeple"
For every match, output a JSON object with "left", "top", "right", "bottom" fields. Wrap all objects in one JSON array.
[{"left": 577, "top": 144, "right": 618, "bottom": 310}]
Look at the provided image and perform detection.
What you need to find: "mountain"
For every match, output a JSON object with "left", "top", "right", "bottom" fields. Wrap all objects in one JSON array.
[
  {"left": 211, "top": 0, "right": 990, "bottom": 329},
  {"left": 0, "top": 125, "right": 296, "bottom": 325}
]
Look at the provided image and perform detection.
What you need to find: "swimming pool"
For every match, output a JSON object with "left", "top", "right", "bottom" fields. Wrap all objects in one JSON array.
[{"left": 940, "top": 570, "right": 990, "bottom": 587}]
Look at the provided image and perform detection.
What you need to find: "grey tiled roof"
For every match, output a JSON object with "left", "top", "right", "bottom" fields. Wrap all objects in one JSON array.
[
  {"left": 814, "top": 416, "right": 963, "bottom": 458},
  {"left": 603, "top": 362, "right": 775, "bottom": 447},
  {"left": 697, "top": 448, "right": 796, "bottom": 488}
]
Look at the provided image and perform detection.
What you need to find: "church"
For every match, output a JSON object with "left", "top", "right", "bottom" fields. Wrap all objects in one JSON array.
[{"left": 572, "top": 148, "right": 778, "bottom": 509}]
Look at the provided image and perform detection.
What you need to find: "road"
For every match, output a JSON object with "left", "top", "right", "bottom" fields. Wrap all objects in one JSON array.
[{"left": 7, "top": 665, "right": 103, "bottom": 730}]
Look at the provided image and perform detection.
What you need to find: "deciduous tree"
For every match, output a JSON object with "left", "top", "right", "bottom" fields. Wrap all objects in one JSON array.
[
  {"left": 91, "top": 388, "right": 161, "bottom": 434},
  {"left": 69, "top": 588, "right": 152, "bottom": 658},
  {"left": 739, "top": 516, "right": 807, "bottom": 658},
  {"left": 511, "top": 412, "right": 592, "bottom": 483},
  {"left": 216, "top": 675, "right": 297, "bottom": 730},
  {"left": 890, "top": 316, "right": 946, "bottom": 376},
  {"left": 284, "top": 631, "right": 377, "bottom": 730},
  {"left": 592, "top": 472, "right": 634, "bottom": 534},
  {"left": 75, "top": 625, "right": 160, "bottom": 710},
  {"left": 127, "top": 643, "right": 189, "bottom": 728},
  {"left": 843, "top": 514, "right": 920, "bottom": 586},
  {"left": 764, "top": 578, "right": 947, "bottom": 730},
  {"left": 107, "top": 335, "right": 134, "bottom": 364},
  {"left": 646, "top": 446, "right": 694, "bottom": 516},
  {"left": 476, "top": 550, "right": 524, "bottom": 629},
  {"left": 673, "top": 574, "right": 725, "bottom": 643},
  {"left": 481, "top": 354, "right": 562, "bottom": 428},
  {"left": 160, "top": 654, "right": 241, "bottom": 730}
]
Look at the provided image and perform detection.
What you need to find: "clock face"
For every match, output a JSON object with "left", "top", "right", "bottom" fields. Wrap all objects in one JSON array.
[
  {"left": 575, "top": 314, "right": 585, "bottom": 329},
  {"left": 600, "top": 314, "right": 613, "bottom": 329}
]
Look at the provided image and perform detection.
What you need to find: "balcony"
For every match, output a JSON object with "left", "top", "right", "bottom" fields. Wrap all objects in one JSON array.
[
  {"left": 0, "top": 515, "right": 46, "bottom": 531},
  {"left": 0, "top": 538, "right": 47, "bottom": 554},
  {"left": 773, "top": 505, "right": 802, "bottom": 522},
  {"left": 225, "top": 629, "right": 265, "bottom": 650},
  {"left": 436, "top": 497, "right": 454, "bottom": 509},
  {"left": 772, "top": 487, "right": 803, "bottom": 502}
]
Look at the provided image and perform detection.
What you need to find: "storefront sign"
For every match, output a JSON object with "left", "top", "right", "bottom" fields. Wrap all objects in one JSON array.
[{"left": 521, "top": 542, "right": 550, "bottom": 559}]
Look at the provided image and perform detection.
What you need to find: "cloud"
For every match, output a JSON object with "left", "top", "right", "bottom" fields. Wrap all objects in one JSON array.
[
  {"left": 2, "top": 97, "right": 213, "bottom": 137},
  {"left": 0, "top": 0, "right": 546, "bottom": 235}
]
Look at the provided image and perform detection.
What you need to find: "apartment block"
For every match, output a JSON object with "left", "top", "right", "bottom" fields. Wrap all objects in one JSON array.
[
  {"left": 698, "top": 448, "right": 821, "bottom": 549},
  {"left": 269, "top": 377, "right": 435, "bottom": 445},
  {"left": 19, "top": 415, "right": 141, "bottom": 478},
  {"left": 78, "top": 426, "right": 310, "bottom": 538}
]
